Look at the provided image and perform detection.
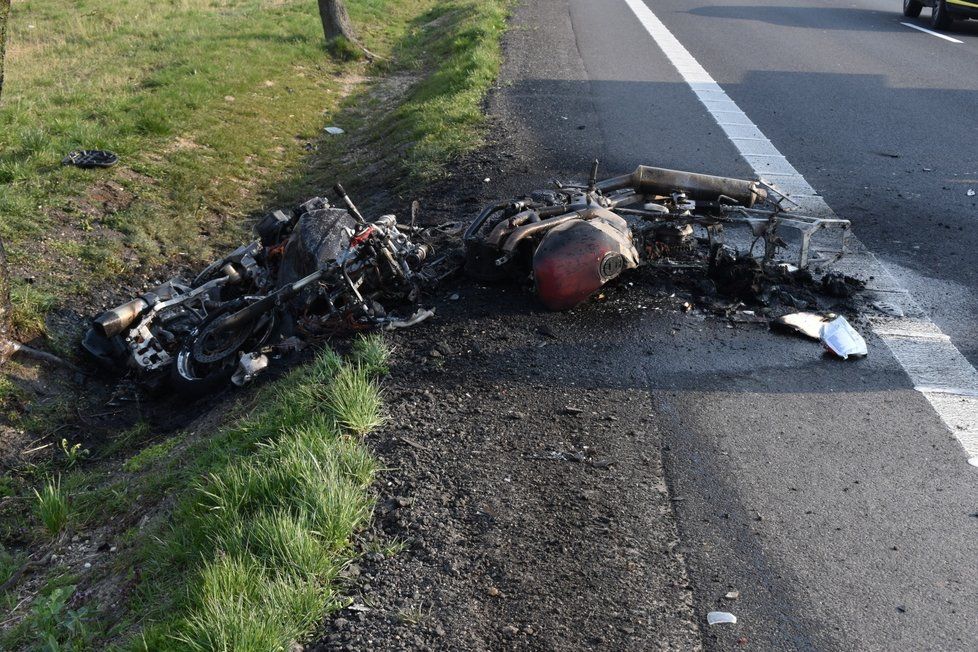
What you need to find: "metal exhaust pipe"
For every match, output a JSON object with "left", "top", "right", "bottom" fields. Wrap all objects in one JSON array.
[
  {"left": 93, "top": 298, "right": 150, "bottom": 339},
  {"left": 598, "top": 165, "right": 767, "bottom": 207}
]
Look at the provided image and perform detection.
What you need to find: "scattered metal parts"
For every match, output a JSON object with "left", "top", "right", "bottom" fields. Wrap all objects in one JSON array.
[
  {"left": 231, "top": 352, "right": 270, "bottom": 386},
  {"left": 84, "top": 187, "right": 449, "bottom": 394},
  {"left": 464, "top": 160, "right": 852, "bottom": 311},
  {"left": 383, "top": 308, "right": 436, "bottom": 330},
  {"left": 84, "top": 160, "right": 868, "bottom": 394}
]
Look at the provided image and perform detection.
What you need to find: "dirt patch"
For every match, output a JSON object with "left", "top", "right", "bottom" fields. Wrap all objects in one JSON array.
[
  {"left": 85, "top": 181, "right": 134, "bottom": 216},
  {"left": 338, "top": 72, "right": 371, "bottom": 97},
  {"left": 166, "top": 136, "right": 207, "bottom": 152},
  {"left": 308, "top": 275, "right": 701, "bottom": 650}
]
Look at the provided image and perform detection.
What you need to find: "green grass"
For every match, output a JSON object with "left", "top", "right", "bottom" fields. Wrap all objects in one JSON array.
[
  {"left": 0, "top": 0, "right": 508, "bottom": 341},
  {"left": 0, "top": 545, "right": 19, "bottom": 587},
  {"left": 0, "top": 376, "right": 26, "bottom": 414},
  {"left": 122, "top": 437, "right": 178, "bottom": 473},
  {"left": 294, "top": 0, "right": 511, "bottom": 200},
  {"left": 124, "top": 345, "right": 385, "bottom": 649},
  {"left": 9, "top": 283, "right": 55, "bottom": 339},
  {"left": 390, "top": 1, "right": 510, "bottom": 180},
  {"left": 352, "top": 332, "right": 392, "bottom": 376},
  {"left": 1, "top": 345, "right": 389, "bottom": 649},
  {"left": 33, "top": 476, "right": 69, "bottom": 535},
  {"left": 326, "top": 365, "right": 385, "bottom": 435}
]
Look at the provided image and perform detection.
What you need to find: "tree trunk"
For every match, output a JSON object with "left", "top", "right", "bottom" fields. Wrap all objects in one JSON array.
[
  {"left": 316, "top": 0, "right": 381, "bottom": 60},
  {"left": 0, "top": 0, "right": 13, "bottom": 364},
  {"left": 317, "top": 0, "right": 357, "bottom": 42},
  {"left": 0, "top": 0, "right": 9, "bottom": 100}
]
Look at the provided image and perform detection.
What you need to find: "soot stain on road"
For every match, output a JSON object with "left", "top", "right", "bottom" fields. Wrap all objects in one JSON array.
[
  {"left": 304, "top": 2, "right": 877, "bottom": 647},
  {"left": 310, "top": 284, "right": 702, "bottom": 651}
]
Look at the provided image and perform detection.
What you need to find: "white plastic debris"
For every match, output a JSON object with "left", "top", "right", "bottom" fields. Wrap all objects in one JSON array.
[
  {"left": 231, "top": 351, "right": 269, "bottom": 386},
  {"left": 324, "top": 126, "right": 345, "bottom": 135},
  {"left": 820, "top": 317, "right": 868, "bottom": 359},
  {"left": 968, "top": 189, "right": 976, "bottom": 197},
  {"left": 707, "top": 611, "right": 738, "bottom": 625}
]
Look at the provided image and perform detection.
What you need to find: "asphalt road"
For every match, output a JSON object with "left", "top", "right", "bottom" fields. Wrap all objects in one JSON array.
[{"left": 490, "top": 0, "right": 978, "bottom": 649}]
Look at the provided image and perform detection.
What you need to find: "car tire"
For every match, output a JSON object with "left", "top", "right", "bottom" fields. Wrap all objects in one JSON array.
[
  {"left": 931, "top": 0, "right": 953, "bottom": 29},
  {"left": 903, "top": 0, "right": 923, "bottom": 17}
]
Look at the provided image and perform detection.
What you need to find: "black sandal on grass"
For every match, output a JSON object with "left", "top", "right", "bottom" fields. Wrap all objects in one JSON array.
[{"left": 61, "top": 150, "right": 119, "bottom": 168}]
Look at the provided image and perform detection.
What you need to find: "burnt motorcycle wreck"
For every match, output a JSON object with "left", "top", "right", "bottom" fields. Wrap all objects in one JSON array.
[
  {"left": 83, "top": 185, "right": 454, "bottom": 394},
  {"left": 83, "top": 161, "right": 858, "bottom": 393},
  {"left": 463, "top": 162, "right": 851, "bottom": 310}
]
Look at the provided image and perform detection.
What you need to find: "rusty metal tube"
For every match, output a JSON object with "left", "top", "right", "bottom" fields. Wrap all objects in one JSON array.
[
  {"left": 93, "top": 297, "right": 150, "bottom": 339},
  {"left": 485, "top": 209, "right": 539, "bottom": 248},
  {"left": 499, "top": 211, "right": 590, "bottom": 259},
  {"left": 93, "top": 281, "right": 181, "bottom": 339},
  {"left": 597, "top": 165, "right": 766, "bottom": 207}
]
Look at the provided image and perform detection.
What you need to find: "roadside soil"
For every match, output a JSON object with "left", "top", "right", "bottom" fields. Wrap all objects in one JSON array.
[
  {"left": 310, "top": 278, "right": 703, "bottom": 651},
  {"left": 308, "top": 1, "right": 704, "bottom": 647}
]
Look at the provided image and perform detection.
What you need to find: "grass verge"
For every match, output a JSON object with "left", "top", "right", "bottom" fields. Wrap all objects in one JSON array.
[
  {"left": 1, "top": 0, "right": 511, "bottom": 647},
  {"left": 132, "top": 345, "right": 383, "bottom": 650},
  {"left": 389, "top": 1, "right": 509, "bottom": 180},
  {"left": 1, "top": 0, "right": 508, "bottom": 342},
  {"left": 1, "top": 339, "right": 388, "bottom": 649}
]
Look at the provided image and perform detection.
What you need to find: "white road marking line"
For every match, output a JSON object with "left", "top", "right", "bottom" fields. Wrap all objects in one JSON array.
[
  {"left": 875, "top": 329, "right": 951, "bottom": 342},
  {"left": 622, "top": 0, "right": 978, "bottom": 464},
  {"left": 900, "top": 22, "right": 964, "bottom": 44}
]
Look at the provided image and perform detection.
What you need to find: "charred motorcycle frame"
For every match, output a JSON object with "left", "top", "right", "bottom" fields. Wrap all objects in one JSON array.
[
  {"left": 463, "top": 162, "right": 850, "bottom": 310},
  {"left": 84, "top": 185, "right": 451, "bottom": 393}
]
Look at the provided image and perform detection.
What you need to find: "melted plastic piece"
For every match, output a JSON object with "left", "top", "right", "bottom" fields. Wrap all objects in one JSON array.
[
  {"left": 773, "top": 312, "right": 830, "bottom": 341},
  {"left": 61, "top": 150, "right": 119, "bottom": 168}
]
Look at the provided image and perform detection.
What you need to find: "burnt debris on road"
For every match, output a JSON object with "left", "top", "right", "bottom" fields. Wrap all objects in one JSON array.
[{"left": 82, "top": 161, "right": 868, "bottom": 394}]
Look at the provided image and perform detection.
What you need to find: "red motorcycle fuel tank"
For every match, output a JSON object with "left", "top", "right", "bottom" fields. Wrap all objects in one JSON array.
[{"left": 532, "top": 208, "right": 639, "bottom": 311}]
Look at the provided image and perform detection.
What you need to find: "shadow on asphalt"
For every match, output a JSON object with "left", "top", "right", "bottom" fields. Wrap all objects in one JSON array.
[{"left": 686, "top": 4, "right": 978, "bottom": 37}]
